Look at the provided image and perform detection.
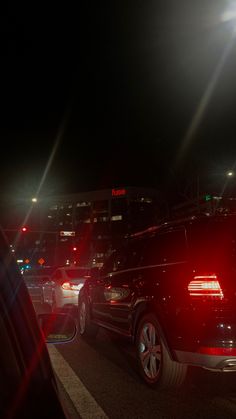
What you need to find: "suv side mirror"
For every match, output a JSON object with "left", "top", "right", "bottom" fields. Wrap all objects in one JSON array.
[{"left": 37, "top": 313, "right": 76, "bottom": 343}]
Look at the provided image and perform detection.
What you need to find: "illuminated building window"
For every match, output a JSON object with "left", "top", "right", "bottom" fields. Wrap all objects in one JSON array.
[
  {"left": 100, "top": 216, "right": 109, "bottom": 222},
  {"left": 111, "top": 215, "right": 123, "bottom": 221},
  {"left": 76, "top": 201, "right": 91, "bottom": 207},
  {"left": 49, "top": 205, "right": 58, "bottom": 210},
  {"left": 96, "top": 253, "right": 104, "bottom": 258},
  {"left": 133, "top": 197, "right": 152, "bottom": 203}
]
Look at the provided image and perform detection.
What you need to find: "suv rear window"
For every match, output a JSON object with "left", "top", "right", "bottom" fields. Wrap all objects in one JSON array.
[
  {"left": 66, "top": 269, "right": 89, "bottom": 279},
  {"left": 188, "top": 218, "right": 236, "bottom": 267}
]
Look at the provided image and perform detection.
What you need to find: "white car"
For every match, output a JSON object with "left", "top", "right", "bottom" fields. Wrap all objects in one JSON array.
[{"left": 43, "top": 266, "right": 91, "bottom": 312}]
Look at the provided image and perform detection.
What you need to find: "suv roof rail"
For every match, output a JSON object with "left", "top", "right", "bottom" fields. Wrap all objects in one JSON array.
[
  {"left": 129, "top": 214, "right": 214, "bottom": 239},
  {"left": 129, "top": 210, "right": 236, "bottom": 240},
  {"left": 130, "top": 225, "right": 160, "bottom": 238}
]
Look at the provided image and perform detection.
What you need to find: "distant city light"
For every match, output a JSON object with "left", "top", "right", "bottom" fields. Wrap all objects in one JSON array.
[
  {"left": 221, "top": 4, "right": 236, "bottom": 23},
  {"left": 227, "top": 171, "right": 234, "bottom": 176},
  {"left": 221, "top": 3, "right": 236, "bottom": 33},
  {"left": 32, "top": 197, "right": 37, "bottom": 203}
]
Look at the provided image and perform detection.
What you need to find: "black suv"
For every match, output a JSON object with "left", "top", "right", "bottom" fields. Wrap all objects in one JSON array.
[{"left": 78, "top": 214, "right": 236, "bottom": 388}]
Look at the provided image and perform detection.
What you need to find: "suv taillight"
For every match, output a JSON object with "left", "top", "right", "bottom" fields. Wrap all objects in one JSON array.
[{"left": 188, "top": 274, "right": 224, "bottom": 298}]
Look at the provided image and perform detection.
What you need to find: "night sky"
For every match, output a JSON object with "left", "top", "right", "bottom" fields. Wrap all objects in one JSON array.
[{"left": 1, "top": 1, "right": 236, "bottom": 203}]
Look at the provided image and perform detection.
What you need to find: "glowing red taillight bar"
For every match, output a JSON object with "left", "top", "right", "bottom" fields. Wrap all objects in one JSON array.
[
  {"left": 188, "top": 274, "right": 224, "bottom": 298},
  {"left": 197, "top": 346, "right": 236, "bottom": 355}
]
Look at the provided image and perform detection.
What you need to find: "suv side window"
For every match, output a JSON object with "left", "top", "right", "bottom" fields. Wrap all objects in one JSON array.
[
  {"left": 123, "top": 238, "right": 146, "bottom": 269},
  {"left": 101, "top": 251, "right": 117, "bottom": 275},
  {"left": 102, "top": 247, "right": 127, "bottom": 275},
  {"left": 102, "top": 239, "right": 146, "bottom": 274},
  {"left": 141, "top": 228, "right": 187, "bottom": 266}
]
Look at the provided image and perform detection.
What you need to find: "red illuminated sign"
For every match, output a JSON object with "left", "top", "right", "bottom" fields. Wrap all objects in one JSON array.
[{"left": 112, "top": 188, "right": 126, "bottom": 197}]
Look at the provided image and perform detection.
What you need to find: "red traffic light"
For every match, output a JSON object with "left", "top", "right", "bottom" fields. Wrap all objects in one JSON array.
[{"left": 21, "top": 226, "right": 28, "bottom": 232}]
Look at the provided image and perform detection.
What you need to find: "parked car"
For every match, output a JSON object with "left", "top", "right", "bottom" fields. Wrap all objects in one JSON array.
[
  {"left": 0, "top": 228, "right": 77, "bottom": 418},
  {"left": 43, "top": 266, "right": 91, "bottom": 312},
  {"left": 78, "top": 213, "right": 236, "bottom": 388},
  {"left": 23, "top": 265, "right": 91, "bottom": 314}
]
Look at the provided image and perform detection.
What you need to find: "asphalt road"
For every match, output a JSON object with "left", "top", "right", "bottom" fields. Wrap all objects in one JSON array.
[{"left": 48, "top": 326, "right": 236, "bottom": 419}]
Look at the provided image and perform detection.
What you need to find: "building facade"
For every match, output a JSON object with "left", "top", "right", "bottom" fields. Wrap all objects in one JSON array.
[{"left": 2, "top": 187, "right": 162, "bottom": 268}]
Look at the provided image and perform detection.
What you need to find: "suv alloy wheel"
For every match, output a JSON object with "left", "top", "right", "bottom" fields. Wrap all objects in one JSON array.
[{"left": 136, "top": 313, "right": 187, "bottom": 388}]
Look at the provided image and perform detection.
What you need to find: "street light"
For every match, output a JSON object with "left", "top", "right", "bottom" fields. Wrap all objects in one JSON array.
[
  {"left": 221, "top": 2, "right": 236, "bottom": 34},
  {"left": 32, "top": 197, "right": 37, "bottom": 203},
  {"left": 222, "top": 3, "right": 236, "bottom": 22},
  {"left": 227, "top": 171, "right": 234, "bottom": 177}
]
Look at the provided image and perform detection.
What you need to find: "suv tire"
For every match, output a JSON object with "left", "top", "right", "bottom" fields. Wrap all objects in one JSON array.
[
  {"left": 136, "top": 313, "right": 187, "bottom": 388},
  {"left": 78, "top": 295, "right": 98, "bottom": 338}
]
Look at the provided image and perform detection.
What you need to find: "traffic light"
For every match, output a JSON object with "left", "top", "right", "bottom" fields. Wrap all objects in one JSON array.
[
  {"left": 21, "top": 226, "right": 28, "bottom": 232},
  {"left": 204, "top": 194, "right": 212, "bottom": 202}
]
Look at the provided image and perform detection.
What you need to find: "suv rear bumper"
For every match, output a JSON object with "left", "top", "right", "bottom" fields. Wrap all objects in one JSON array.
[{"left": 175, "top": 350, "right": 236, "bottom": 372}]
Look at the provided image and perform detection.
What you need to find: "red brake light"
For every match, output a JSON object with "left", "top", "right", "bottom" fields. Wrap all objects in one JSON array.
[
  {"left": 197, "top": 346, "right": 236, "bottom": 356},
  {"left": 188, "top": 274, "right": 224, "bottom": 298},
  {"left": 61, "top": 282, "right": 72, "bottom": 290}
]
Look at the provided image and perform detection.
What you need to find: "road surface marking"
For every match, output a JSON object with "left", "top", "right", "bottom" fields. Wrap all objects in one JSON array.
[{"left": 48, "top": 345, "right": 109, "bottom": 419}]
